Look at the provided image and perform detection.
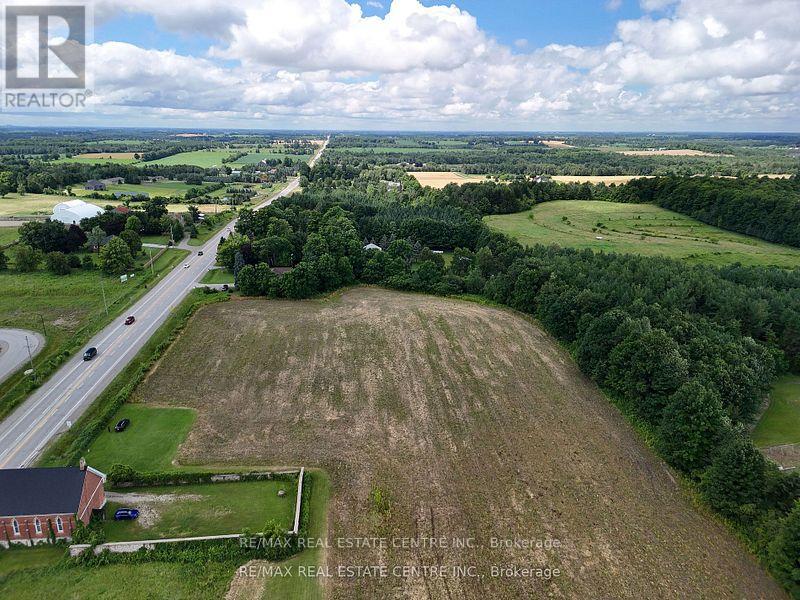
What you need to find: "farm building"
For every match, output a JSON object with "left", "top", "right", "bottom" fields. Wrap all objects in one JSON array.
[
  {"left": 102, "top": 177, "right": 124, "bottom": 185},
  {"left": 84, "top": 180, "right": 106, "bottom": 191},
  {"left": 0, "top": 461, "right": 106, "bottom": 547},
  {"left": 51, "top": 200, "right": 103, "bottom": 225}
]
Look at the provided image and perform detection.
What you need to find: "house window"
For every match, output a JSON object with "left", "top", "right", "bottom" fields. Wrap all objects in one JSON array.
[
  {"left": 34, "top": 518, "right": 42, "bottom": 534},
  {"left": 12, "top": 519, "right": 19, "bottom": 536},
  {"left": 56, "top": 517, "right": 63, "bottom": 533}
]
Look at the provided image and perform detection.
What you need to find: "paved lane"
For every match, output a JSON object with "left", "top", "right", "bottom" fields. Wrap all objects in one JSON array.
[{"left": 0, "top": 137, "right": 326, "bottom": 468}]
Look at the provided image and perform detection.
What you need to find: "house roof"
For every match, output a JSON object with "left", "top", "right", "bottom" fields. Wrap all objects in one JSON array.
[{"left": 0, "top": 467, "right": 89, "bottom": 517}]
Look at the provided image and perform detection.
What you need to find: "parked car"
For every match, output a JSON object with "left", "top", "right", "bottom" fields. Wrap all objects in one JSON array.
[
  {"left": 114, "top": 418, "right": 130, "bottom": 432},
  {"left": 114, "top": 508, "right": 139, "bottom": 521},
  {"left": 83, "top": 347, "right": 97, "bottom": 361},
  {"left": 184, "top": 263, "right": 190, "bottom": 269},
  {"left": 124, "top": 315, "right": 135, "bottom": 325},
  {"left": 197, "top": 251, "right": 204, "bottom": 256}
]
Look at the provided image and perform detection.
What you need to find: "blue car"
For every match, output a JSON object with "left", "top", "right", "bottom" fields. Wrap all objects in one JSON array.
[{"left": 114, "top": 508, "right": 139, "bottom": 521}]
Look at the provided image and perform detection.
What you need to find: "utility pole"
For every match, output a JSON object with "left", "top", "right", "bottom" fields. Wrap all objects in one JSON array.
[
  {"left": 24, "top": 335, "right": 34, "bottom": 370},
  {"left": 100, "top": 279, "right": 108, "bottom": 316},
  {"left": 148, "top": 247, "right": 154, "bottom": 276},
  {"left": 38, "top": 314, "right": 47, "bottom": 337}
]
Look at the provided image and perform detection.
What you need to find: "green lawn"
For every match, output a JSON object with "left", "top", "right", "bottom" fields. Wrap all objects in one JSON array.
[
  {"left": 0, "top": 248, "right": 188, "bottom": 420},
  {"left": 188, "top": 212, "right": 236, "bottom": 246},
  {"left": 261, "top": 470, "right": 328, "bottom": 600},
  {"left": 85, "top": 405, "right": 196, "bottom": 472},
  {"left": 201, "top": 268, "right": 235, "bottom": 284},
  {"left": 103, "top": 480, "right": 297, "bottom": 541},
  {"left": 485, "top": 200, "right": 800, "bottom": 268},
  {"left": 0, "top": 193, "right": 103, "bottom": 217},
  {"left": 143, "top": 150, "right": 236, "bottom": 168},
  {"left": 0, "top": 226, "right": 19, "bottom": 247},
  {"left": 0, "top": 562, "right": 233, "bottom": 599},
  {"left": 54, "top": 156, "right": 138, "bottom": 165},
  {"left": 752, "top": 376, "right": 800, "bottom": 447},
  {"left": 0, "top": 545, "right": 64, "bottom": 578},
  {"left": 140, "top": 234, "right": 170, "bottom": 245}
]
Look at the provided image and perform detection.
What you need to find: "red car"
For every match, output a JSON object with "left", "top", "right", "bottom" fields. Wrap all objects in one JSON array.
[{"left": 124, "top": 316, "right": 135, "bottom": 325}]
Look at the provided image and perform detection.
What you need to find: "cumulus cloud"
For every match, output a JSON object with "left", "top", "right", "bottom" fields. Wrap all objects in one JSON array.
[{"left": 23, "top": 0, "right": 800, "bottom": 129}]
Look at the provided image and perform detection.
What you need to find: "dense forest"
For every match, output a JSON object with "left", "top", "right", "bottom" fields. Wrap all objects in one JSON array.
[
  {"left": 616, "top": 176, "right": 800, "bottom": 247},
  {"left": 217, "top": 165, "right": 800, "bottom": 595}
]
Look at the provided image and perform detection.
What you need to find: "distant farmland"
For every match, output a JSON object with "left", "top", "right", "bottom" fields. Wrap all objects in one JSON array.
[
  {"left": 485, "top": 200, "right": 800, "bottom": 268},
  {"left": 143, "top": 150, "right": 236, "bottom": 168},
  {"left": 409, "top": 171, "right": 491, "bottom": 188},
  {"left": 132, "top": 288, "right": 783, "bottom": 599}
]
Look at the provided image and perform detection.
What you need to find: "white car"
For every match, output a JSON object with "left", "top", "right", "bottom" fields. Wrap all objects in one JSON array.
[{"left": 184, "top": 263, "right": 190, "bottom": 269}]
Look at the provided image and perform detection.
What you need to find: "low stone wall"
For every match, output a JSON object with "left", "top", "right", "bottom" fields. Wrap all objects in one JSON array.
[{"left": 69, "top": 533, "right": 240, "bottom": 556}]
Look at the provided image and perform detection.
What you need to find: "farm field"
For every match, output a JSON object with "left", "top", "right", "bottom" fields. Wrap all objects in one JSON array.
[
  {"left": 143, "top": 150, "right": 236, "bottom": 168},
  {"left": 73, "top": 180, "right": 197, "bottom": 199},
  {"left": 616, "top": 149, "right": 729, "bottom": 157},
  {"left": 130, "top": 287, "right": 783, "bottom": 599},
  {"left": 0, "top": 193, "right": 102, "bottom": 217},
  {"left": 55, "top": 153, "right": 139, "bottom": 164},
  {"left": 103, "top": 480, "right": 297, "bottom": 541},
  {"left": 550, "top": 175, "right": 654, "bottom": 184},
  {"left": 485, "top": 200, "right": 800, "bottom": 267},
  {"left": 0, "top": 562, "right": 233, "bottom": 600},
  {"left": 540, "top": 139, "right": 575, "bottom": 148},
  {"left": 85, "top": 405, "right": 196, "bottom": 472},
  {"left": 409, "top": 171, "right": 491, "bottom": 188},
  {"left": 752, "top": 376, "right": 800, "bottom": 448}
]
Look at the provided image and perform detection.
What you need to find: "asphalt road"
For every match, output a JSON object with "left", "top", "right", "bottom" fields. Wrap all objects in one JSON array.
[
  {"left": 0, "top": 329, "right": 44, "bottom": 384},
  {"left": 0, "top": 138, "right": 326, "bottom": 469}
]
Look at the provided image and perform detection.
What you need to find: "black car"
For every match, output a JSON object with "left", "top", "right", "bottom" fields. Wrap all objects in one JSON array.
[
  {"left": 83, "top": 347, "right": 97, "bottom": 361},
  {"left": 114, "top": 418, "right": 130, "bottom": 432},
  {"left": 197, "top": 251, "right": 204, "bottom": 256}
]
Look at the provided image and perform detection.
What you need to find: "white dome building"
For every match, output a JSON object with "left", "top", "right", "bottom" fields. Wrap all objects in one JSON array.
[{"left": 51, "top": 200, "right": 103, "bottom": 225}]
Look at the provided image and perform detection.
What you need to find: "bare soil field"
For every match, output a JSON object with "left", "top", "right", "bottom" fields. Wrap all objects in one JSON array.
[
  {"left": 540, "top": 140, "right": 574, "bottom": 149},
  {"left": 617, "top": 149, "right": 730, "bottom": 157},
  {"left": 74, "top": 152, "right": 138, "bottom": 159},
  {"left": 133, "top": 288, "right": 784, "bottom": 599},
  {"left": 409, "top": 171, "right": 491, "bottom": 188},
  {"left": 550, "top": 175, "right": 654, "bottom": 185}
]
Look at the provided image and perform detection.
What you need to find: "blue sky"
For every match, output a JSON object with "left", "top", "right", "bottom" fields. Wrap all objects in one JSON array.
[{"left": 4, "top": 0, "right": 799, "bottom": 131}]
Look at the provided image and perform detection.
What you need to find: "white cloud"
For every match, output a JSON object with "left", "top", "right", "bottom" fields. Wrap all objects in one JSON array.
[{"left": 18, "top": 0, "right": 800, "bottom": 130}]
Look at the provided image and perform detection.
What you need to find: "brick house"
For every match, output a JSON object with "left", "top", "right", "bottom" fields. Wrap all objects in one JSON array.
[{"left": 0, "top": 461, "right": 106, "bottom": 547}]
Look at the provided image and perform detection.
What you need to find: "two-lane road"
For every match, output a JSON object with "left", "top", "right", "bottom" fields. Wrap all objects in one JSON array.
[{"left": 0, "top": 137, "right": 326, "bottom": 468}]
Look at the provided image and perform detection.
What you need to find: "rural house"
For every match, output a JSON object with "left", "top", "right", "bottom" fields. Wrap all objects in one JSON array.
[
  {"left": 0, "top": 461, "right": 106, "bottom": 547},
  {"left": 84, "top": 180, "right": 106, "bottom": 191}
]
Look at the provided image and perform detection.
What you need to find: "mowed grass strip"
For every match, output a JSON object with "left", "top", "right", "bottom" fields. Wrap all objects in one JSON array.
[
  {"left": 0, "top": 545, "right": 64, "bottom": 578},
  {"left": 0, "top": 562, "right": 233, "bottom": 600},
  {"left": 85, "top": 405, "right": 196, "bottom": 472},
  {"left": 103, "top": 480, "right": 297, "bottom": 541},
  {"left": 485, "top": 200, "right": 800, "bottom": 268},
  {"left": 131, "top": 287, "right": 784, "bottom": 599},
  {"left": 0, "top": 226, "right": 19, "bottom": 246},
  {"left": 752, "top": 376, "right": 800, "bottom": 447},
  {"left": 200, "top": 268, "right": 234, "bottom": 284}
]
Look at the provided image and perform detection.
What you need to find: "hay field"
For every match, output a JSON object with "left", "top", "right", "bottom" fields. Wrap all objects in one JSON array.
[
  {"left": 409, "top": 171, "right": 491, "bottom": 188},
  {"left": 550, "top": 175, "right": 654, "bottom": 184},
  {"left": 540, "top": 140, "right": 574, "bottom": 148},
  {"left": 132, "top": 288, "right": 783, "bottom": 599},
  {"left": 75, "top": 152, "right": 138, "bottom": 159},
  {"left": 485, "top": 200, "right": 800, "bottom": 268},
  {"left": 617, "top": 149, "right": 729, "bottom": 157}
]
